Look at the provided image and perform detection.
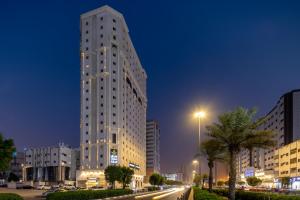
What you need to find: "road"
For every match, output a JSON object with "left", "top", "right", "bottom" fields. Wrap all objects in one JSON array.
[{"left": 118, "top": 187, "right": 189, "bottom": 200}]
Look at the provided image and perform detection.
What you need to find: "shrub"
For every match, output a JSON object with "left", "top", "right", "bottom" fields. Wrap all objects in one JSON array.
[
  {"left": 0, "top": 193, "right": 23, "bottom": 200},
  {"left": 211, "top": 189, "right": 300, "bottom": 200},
  {"left": 246, "top": 176, "right": 262, "bottom": 187},
  {"left": 193, "top": 187, "right": 223, "bottom": 200},
  {"left": 46, "top": 189, "right": 132, "bottom": 200}
]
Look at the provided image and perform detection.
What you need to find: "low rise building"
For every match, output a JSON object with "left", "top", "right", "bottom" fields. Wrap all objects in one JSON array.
[
  {"left": 274, "top": 139, "right": 300, "bottom": 189},
  {"left": 24, "top": 143, "right": 79, "bottom": 185}
]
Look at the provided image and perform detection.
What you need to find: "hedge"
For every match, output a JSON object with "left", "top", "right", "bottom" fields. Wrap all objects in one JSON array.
[
  {"left": 46, "top": 189, "right": 133, "bottom": 200},
  {"left": 212, "top": 189, "right": 300, "bottom": 200},
  {"left": 0, "top": 193, "right": 23, "bottom": 200},
  {"left": 193, "top": 187, "right": 223, "bottom": 200}
]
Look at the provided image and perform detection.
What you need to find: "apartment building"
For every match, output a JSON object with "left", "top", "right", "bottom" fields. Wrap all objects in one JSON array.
[
  {"left": 146, "top": 120, "right": 160, "bottom": 181},
  {"left": 237, "top": 89, "right": 300, "bottom": 185},
  {"left": 24, "top": 143, "right": 79, "bottom": 184},
  {"left": 77, "top": 5, "right": 147, "bottom": 188},
  {"left": 274, "top": 140, "right": 300, "bottom": 189}
]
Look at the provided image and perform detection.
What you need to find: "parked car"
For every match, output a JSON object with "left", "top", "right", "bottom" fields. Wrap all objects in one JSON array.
[
  {"left": 22, "top": 185, "right": 34, "bottom": 189},
  {"left": 36, "top": 185, "right": 45, "bottom": 190}
]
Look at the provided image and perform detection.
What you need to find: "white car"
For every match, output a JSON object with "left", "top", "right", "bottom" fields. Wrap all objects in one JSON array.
[
  {"left": 43, "top": 185, "right": 51, "bottom": 190},
  {"left": 36, "top": 185, "right": 45, "bottom": 190}
]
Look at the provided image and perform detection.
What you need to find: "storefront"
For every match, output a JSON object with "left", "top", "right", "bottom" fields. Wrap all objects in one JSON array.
[{"left": 76, "top": 170, "right": 105, "bottom": 188}]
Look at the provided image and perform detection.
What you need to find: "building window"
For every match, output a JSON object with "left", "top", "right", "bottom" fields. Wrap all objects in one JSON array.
[
  {"left": 85, "top": 22, "right": 88, "bottom": 25},
  {"left": 113, "top": 35, "right": 116, "bottom": 40},
  {"left": 100, "top": 34, "right": 103, "bottom": 38},
  {"left": 112, "top": 133, "right": 117, "bottom": 144},
  {"left": 113, "top": 19, "right": 116, "bottom": 23},
  {"left": 100, "top": 25, "right": 103, "bottom": 29}
]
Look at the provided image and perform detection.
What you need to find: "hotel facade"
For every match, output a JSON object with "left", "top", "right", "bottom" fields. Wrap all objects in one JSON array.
[
  {"left": 237, "top": 89, "right": 300, "bottom": 187},
  {"left": 77, "top": 6, "right": 147, "bottom": 188}
]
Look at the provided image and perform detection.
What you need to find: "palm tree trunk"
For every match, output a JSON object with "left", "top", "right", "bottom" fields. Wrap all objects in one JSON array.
[
  {"left": 229, "top": 150, "right": 237, "bottom": 200},
  {"left": 208, "top": 161, "right": 213, "bottom": 192}
]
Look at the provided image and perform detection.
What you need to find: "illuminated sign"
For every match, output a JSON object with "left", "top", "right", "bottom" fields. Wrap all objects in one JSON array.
[
  {"left": 244, "top": 167, "right": 255, "bottom": 177},
  {"left": 129, "top": 162, "right": 140, "bottom": 170},
  {"left": 110, "top": 149, "right": 118, "bottom": 164}
]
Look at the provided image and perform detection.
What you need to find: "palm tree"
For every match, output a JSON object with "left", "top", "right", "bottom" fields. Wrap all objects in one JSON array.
[
  {"left": 206, "top": 107, "right": 276, "bottom": 200},
  {"left": 0, "top": 133, "right": 16, "bottom": 179},
  {"left": 199, "top": 139, "right": 225, "bottom": 192},
  {"left": 242, "top": 123, "right": 276, "bottom": 167}
]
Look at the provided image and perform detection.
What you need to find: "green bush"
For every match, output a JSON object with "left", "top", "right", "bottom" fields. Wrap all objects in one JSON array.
[
  {"left": 0, "top": 193, "right": 23, "bottom": 200},
  {"left": 211, "top": 189, "right": 300, "bottom": 200},
  {"left": 193, "top": 187, "right": 223, "bottom": 200},
  {"left": 46, "top": 189, "right": 132, "bottom": 200}
]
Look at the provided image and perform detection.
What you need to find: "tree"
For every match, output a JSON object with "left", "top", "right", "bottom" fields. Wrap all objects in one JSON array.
[
  {"left": 0, "top": 133, "right": 16, "bottom": 178},
  {"left": 104, "top": 165, "right": 123, "bottom": 189},
  {"left": 120, "top": 166, "right": 134, "bottom": 189},
  {"left": 281, "top": 177, "right": 291, "bottom": 189},
  {"left": 8, "top": 172, "right": 19, "bottom": 182},
  {"left": 242, "top": 119, "right": 276, "bottom": 167},
  {"left": 149, "top": 173, "right": 163, "bottom": 186},
  {"left": 193, "top": 174, "right": 201, "bottom": 187},
  {"left": 200, "top": 139, "right": 225, "bottom": 192},
  {"left": 164, "top": 180, "right": 183, "bottom": 185},
  {"left": 206, "top": 107, "right": 276, "bottom": 200},
  {"left": 217, "top": 181, "right": 225, "bottom": 187},
  {"left": 246, "top": 176, "right": 262, "bottom": 187}
]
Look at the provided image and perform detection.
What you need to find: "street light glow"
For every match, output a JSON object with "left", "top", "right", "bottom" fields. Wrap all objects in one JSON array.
[
  {"left": 194, "top": 111, "right": 206, "bottom": 118},
  {"left": 192, "top": 160, "right": 198, "bottom": 164}
]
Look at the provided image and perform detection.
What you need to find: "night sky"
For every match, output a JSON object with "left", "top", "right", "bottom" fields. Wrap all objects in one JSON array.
[{"left": 1, "top": 0, "right": 300, "bottom": 172}]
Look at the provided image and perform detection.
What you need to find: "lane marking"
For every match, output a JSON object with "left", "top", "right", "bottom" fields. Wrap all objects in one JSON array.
[
  {"left": 135, "top": 189, "right": 175, "bottom": 199},
  {"left": 152, "top": 188, "right": 185, "bottom": 200}
]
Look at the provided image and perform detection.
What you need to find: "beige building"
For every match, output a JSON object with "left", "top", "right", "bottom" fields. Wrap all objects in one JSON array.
[
  {"left": 274, "top": 139, "right": 300, "bottom": 189},
  {"left": 77, "top": 5, "right": 147, "bottom": 188}
]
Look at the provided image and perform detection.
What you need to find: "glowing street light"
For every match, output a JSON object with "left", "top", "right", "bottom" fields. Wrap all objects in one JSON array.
[
  {"left": 193, "top": 110, "right": 206, "bottom": 176},
  {"left": 194, "top": 111, "right": 206, "bottom": 119}
]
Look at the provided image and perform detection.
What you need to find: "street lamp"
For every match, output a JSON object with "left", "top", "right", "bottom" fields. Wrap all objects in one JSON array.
[
  {"left": 193, "top": 111, "right": 206, "bottom": 147},
  {"left": 193, "top": 110, "right": 206, "bottom": 176}
]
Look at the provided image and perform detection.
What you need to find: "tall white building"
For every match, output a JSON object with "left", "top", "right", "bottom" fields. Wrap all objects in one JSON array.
[
  {"left": 77, "top": 5, "right": 147, "bottom": 188},
  {"left": 237, "top": 89, "right": 300, "bottom": 184},
  {"left": 146, "top": 120, "right": 160, "bottom": 180}
]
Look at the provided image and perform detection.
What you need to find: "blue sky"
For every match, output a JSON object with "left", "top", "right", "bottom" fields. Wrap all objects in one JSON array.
[{"left": 1, "top": 0, "right": 300, "bottom": 171}]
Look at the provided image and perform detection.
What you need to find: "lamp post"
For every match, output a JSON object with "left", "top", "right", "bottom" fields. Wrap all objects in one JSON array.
[{"left": 193, "top": 111, "right": 206, "bottom": 176}]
